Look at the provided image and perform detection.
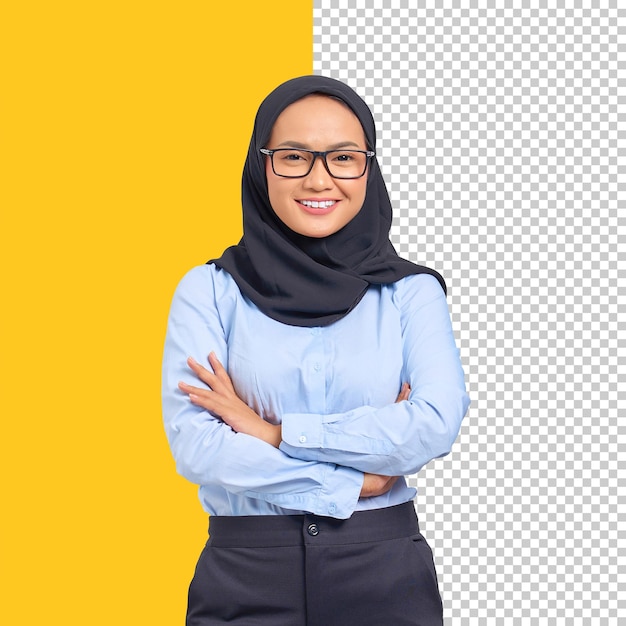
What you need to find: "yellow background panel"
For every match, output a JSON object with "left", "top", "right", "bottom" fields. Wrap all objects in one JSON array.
[{"left": 0, "top": 2, "right": 312, "bottom": 623}]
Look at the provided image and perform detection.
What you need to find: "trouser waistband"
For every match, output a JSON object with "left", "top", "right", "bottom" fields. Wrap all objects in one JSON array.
[{"left": 207, "top": 501, "right": 419, "bottom": 548}]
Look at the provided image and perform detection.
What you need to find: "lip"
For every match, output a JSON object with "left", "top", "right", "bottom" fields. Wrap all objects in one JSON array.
[{"left": 296, "top": 199, "right": 340, "bottom": 216}]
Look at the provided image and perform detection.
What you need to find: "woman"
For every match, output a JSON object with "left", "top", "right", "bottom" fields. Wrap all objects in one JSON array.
[{"left": 162, "top": 75, "right": 469, "bottom": 626}]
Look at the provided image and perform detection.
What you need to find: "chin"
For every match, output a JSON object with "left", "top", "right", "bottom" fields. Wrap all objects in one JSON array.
[{"left": 299, "top": 224, "right": 339, "bottom": 238}]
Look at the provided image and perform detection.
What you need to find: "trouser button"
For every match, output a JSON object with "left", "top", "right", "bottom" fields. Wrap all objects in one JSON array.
[{"left": 307, "top": 523, "right": 319, "bottom": 536}]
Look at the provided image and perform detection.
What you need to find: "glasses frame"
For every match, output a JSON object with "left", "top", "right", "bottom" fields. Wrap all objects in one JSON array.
[{"left": 260, "top": 147, "right": 375, "bottom": 179}]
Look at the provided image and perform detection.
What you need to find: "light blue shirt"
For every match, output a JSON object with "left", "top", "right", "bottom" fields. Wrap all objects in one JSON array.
[{"left": 162, "top": 264, "right": 469, "bottom": 519}]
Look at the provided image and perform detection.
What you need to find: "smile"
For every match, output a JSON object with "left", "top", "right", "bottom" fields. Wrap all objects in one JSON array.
[{"left": 298, "top": 200, "right": 337, "bottom": 208}]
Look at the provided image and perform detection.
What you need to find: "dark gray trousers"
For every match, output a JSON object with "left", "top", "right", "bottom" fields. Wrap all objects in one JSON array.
[{"left": 187, "top": 501, "right": 443, "bottom": 626}]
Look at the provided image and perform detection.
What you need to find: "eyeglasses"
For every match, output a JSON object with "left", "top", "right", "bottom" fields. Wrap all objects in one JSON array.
[{"left": 260, "top": 148, "right": 375, "bottom": 179}]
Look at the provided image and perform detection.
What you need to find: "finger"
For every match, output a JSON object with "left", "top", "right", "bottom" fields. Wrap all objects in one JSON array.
[
  {"left": 395, "top": 382, "right": 410, "bottom": 403},
  {"left": 208, "top": 352, "right": 235, "bottom": 391},
  {"left": 187, "top": 356, "right": 210, "bottom": 376},
  {"left": 188, "top": 393, "right": 226, "bottom": 418},
  {"left": 179, "top": 381, "right": 212, "bottom": 397},
  {"left": 188, "top": 392, "right": 215, "bottom": 408},
  {"left": 181, "top": 384, "right": 223, "bottom": 415},
  {"left": 187, "top": 356, "right": 220, "bottom": 388}
]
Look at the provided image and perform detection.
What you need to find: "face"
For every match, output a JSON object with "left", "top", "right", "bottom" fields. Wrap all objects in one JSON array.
[{"left": 264, "top": 95, "right": 369, "bottom": 239}]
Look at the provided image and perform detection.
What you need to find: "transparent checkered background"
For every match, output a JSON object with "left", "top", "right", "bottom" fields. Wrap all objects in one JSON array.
[{"left": 315, "top": 3, "right": 623, "bottom": 624}]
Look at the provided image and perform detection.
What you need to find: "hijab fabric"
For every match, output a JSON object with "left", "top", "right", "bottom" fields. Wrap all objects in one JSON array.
[{"left": 211, "top": 75, "right": 445, "bottom": 327}]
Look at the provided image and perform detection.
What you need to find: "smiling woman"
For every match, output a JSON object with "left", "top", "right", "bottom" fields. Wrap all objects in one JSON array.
[{"left": 162, "top": 75, "right": 470, "bottom": 625}]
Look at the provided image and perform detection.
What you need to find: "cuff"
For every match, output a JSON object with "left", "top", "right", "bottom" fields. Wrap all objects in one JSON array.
[{"left": 280, "top": 412, "right": 325, "bottom": 457}]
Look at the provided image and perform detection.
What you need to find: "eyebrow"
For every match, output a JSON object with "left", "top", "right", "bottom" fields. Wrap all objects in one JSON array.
[{"left": 275, "top": 140, "right": 362, "bottom": 150}]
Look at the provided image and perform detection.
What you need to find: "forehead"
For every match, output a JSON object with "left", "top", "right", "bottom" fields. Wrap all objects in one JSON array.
[{"left": 268, "top": 95, "right": 366, "bottom": 145}]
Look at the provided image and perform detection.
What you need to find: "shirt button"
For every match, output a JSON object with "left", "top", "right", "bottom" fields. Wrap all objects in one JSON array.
[
  {"left": 314, "top": 363, "right": 321, "bottom": 372},
  {"left": 328, "top": 503, "right": 337, "bottom": 514},
  {"left": 307, "top": 523, "right": 319, "bottom": 536},
  {"left": 299, "top": 435, "right": 307, "bottom": 443}
]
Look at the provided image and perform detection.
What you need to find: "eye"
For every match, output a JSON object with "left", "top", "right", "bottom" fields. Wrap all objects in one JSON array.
[
  {"left": 329, "top": 151, "right": 363, "bottom": 164},
  {"left": 278, "top": 150, "right": 310, "bottom": 162}
]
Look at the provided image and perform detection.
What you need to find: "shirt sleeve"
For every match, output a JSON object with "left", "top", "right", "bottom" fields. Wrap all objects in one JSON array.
[
  {"left": 279, "top": 273, "right": 470, "bottom": 476},
  {"left": 161, "top": 266, "right": 363, "bottom": 519}
]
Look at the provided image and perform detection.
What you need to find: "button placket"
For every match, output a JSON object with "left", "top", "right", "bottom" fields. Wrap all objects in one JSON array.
[{"left": 305, "top": 326, "right": 326, "bottom": 414}]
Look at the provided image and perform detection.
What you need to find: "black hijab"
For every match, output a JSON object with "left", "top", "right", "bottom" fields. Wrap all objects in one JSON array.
[{"left": 211, "top": 75, "right": 445, "bottom": 327}]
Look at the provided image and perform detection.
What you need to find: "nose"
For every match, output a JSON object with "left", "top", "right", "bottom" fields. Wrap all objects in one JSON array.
[{"left": 303, "top": 154, "right": 333, "bottom": 190}]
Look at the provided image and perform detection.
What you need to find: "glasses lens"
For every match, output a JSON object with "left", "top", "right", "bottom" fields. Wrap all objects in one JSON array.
[
  {"left": 271, "top": 150, "right": 314, "bottom": 177},
  {"left": 326, "top": 151, "right": 367, "bottom": 178}
]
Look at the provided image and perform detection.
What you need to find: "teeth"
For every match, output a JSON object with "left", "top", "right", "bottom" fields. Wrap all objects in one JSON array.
[{"left": 301, "top": 200, "right": 336, "bottom": 208}]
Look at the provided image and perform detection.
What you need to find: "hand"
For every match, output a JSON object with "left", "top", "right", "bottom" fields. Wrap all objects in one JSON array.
[
  {"left": 360, "top": 474, "right": 399, "bottom": 498},
  {"left": 396, "top": 382, "right": 411, "bottom": 402},
  {"left": 178, "top": 353, "right": 281, "bottom": 448},
  {"left": 359, "top": 384, "right": 408, "bottom": 497}
]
